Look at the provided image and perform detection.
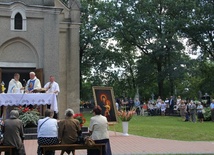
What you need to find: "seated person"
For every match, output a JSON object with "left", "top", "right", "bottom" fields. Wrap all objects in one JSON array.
[
  {"left": 58, "top": 109, "right": 81, "bottom": 155},
  {"left": 88, "top": 105, "right": 112, "bottom": 155},
  {"left": 37, "top": 109, "right": 58, "bottom": 155},
  {"left": 147, "top": 102, "right": 155, "bottom": 116},
  {"left": 2, "top": 110, "right": 26, "bottom": 155}
]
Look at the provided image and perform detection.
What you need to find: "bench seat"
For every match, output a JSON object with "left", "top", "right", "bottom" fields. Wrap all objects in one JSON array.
[
  {"left": 40, "top": 143, "right": 105, "bottom": 155},
  {"left": 0, "top": 145, "right": 16, "bottom": 155}
]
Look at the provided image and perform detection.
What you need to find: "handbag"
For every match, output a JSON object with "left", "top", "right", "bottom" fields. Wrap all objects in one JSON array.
[{"left": 84, "top": 136, "right": 95, "bottom": 147}]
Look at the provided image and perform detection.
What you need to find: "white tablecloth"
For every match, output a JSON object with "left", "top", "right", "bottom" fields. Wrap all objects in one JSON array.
[{"left": 0, "top": 93, "right": 58, "bottom": 113}]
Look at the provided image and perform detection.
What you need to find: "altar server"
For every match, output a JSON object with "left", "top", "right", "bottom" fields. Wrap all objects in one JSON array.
[
  {"left": 7, "top": 73, "right": 23, "bottom": 93},
  {"left": 44, "top": 75, "right": 60, "bottom": 119},
  {"left": 44, "top": 76, "right": 60, "bottom": 95},
  {"left": 6, "top": 73, "right": 23, "bottom": 118}
]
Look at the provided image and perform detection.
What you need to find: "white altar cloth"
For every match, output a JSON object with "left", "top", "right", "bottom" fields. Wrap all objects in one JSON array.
[{"left": 0, "top": 93, "right": 58, "bottom": 113}]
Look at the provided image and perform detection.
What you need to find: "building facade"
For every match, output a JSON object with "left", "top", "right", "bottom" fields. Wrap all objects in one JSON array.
[{"left": 0, "top": 0, "right": 81, "bottom": 118}]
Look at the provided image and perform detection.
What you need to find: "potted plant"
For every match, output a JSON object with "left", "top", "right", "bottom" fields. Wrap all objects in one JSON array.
[
  {"left": 73, "top": 113, "right": 86, "bottom": 127},
  {"left": 117, "top": 108, "right": 136, "bottom": 136},
  {"left": 15, "top": 106, "right": 40, "bottom": 127}
]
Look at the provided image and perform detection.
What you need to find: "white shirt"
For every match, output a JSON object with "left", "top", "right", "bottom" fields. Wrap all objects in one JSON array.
[
  {"left": 89, "top": 115, "right": 109, "bottom": 140},
  {"left": 7, "top": 79, "right": 23, "bottom": 93},
  {"left": 37, "top": 117, "right": 58, "bottom": 137},
  {"left": 161, "top": 103, "right": 167, "bottom": 111},
  {"left": 197, "top": 104, "right": 203, "bottom": 112},
  {"left": 44, "top": 81, "right": 60, "bottom": 95}
]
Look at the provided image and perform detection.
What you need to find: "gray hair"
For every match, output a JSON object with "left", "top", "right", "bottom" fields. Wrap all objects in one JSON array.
[
  {"left": 29, "top": 72, "right": 35, "bottom": 75},
  {"left": 65, "top": 108, "right": 74, "bottom": 117},
  {"left": 10, "top": 110, "right": 19, "bottom": 119}
]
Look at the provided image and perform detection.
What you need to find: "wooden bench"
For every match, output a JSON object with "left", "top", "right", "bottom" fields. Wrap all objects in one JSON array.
[
  {"left": 0, "top": 145, "right": 16, "bottom": 155},
  {"left": 40, "top": 143, "right": 105, "bottom": 155}
]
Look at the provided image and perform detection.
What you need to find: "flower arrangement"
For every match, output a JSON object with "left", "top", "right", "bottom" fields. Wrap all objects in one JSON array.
[
  {"left": 73, "top": 113, "right": 86, "bottom": 127},
  {"left": 14, "top": 106, "right": 40, "bottom": 127},
  {"left": 117, "top": 108, "right": 136, "bottom": 122}
]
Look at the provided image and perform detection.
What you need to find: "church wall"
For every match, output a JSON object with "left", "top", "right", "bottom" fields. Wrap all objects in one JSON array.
[
  {"left": 0, "top": 0, "right": 81, "bottom": 119},
  {"left": 58, "top": 27, "right": 68, "bottom": 118},
  {"left": 0, "top": 0, "right": 54, "bottom": 6},
  {"left": 42, "top": 12, "right": 60, "bottom": 84}
]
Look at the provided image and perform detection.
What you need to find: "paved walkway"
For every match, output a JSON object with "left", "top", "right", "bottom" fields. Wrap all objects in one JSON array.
[{"left": 23, "top": 131, "right": 214, "bottom": 155}]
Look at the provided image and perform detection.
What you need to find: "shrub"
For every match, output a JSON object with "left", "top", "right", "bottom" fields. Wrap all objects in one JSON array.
[{"left": 203, "top": 107, "right": 211, "bottom": 121}]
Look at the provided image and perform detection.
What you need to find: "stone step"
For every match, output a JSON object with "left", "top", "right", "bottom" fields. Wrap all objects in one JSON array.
[{"left": 24, "top": 133, "right": 37, "bottom": 140}]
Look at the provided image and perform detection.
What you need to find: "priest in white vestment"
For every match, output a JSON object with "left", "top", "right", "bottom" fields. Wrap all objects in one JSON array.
[
  {"left": 44, "top": 76, "right": 60, "bottom": 95},
  {"left": 25, "top": 72, "right": 41, "bottom": 93},
  {"left": 44, "top": 75, "right": 60, "bottom": 119},
  {"left": 6, "top": 73, "right": 23, "bottom": 118},
  {"left": 7, "top": 73, "right": 23, "bottom": 93}
]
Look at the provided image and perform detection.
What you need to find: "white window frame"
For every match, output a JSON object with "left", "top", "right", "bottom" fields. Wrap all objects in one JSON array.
[{"left": 11, "top": 6, "right": 27, "bottom": 31}]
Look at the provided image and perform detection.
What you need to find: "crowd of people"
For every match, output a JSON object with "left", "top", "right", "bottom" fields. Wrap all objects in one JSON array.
[{"left": 116, "top": 95, "right": 214, "bottom": 123}]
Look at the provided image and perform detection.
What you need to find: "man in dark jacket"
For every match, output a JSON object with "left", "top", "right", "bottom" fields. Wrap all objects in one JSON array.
[{"left": 3, "top": 110, "right": 26, "bottom": 155}]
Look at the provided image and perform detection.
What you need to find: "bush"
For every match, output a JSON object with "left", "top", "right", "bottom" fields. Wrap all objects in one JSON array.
[{"left": 203, "top": 107, "right": 211, "bottom": 121}]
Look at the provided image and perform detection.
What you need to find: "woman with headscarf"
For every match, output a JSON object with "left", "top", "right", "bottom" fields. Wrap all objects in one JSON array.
[{"left": 2, "top": 110, "right": 26, "bottom": 155}]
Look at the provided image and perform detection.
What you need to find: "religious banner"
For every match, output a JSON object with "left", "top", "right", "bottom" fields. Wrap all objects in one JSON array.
[{"left": 92, "top": 86, "right": 118, "bottom": 123}]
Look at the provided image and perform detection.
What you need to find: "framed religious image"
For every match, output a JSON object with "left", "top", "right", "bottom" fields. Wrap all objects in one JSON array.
[{"left": 92, "top": 86, "right": 118, "bottom": 123}]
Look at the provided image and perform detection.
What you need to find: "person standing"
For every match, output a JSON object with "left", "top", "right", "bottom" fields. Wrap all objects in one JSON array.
[
  {"left": 44, "top": 76, "right": 60, "bottom": 119},
  {"left": 169, "top": 96, "right": 174, "bottom": 115},
  {"left": 6, "top": 73, "right": 24, "bottom": 118},
  {"left": 197, "top": 102, "right": 204, "bottom": 123},
  {"left": 25, "top": 72, "right": 41, "bottom": 93},
  {"left": 189, "top": 101, "right": 197, "bottom": 123},
  {"left": 210, "top": 99, "right": 214, "bottom": 122},
  {"left": 2, "top": 110, "right": 26, "bottom": 155},
  {"left": 179, "top": 100, "right": 186, "bottom": 121},
  {"left": 58, "top": 109, "right": 81, "bottom": 155},
  {"left": 44, "top": 76, "right": 60, "bottom": 95},
  {"left": 87, "top": 105, "right": 112, "bottom": 155},
  {"left": 7, "top": 73, "right": 23, "bottom": 93},
  {"left": 134, "top": 98, "right": 141, "bottom": 115},
  {"left": 37, "top": 109, "right": 58, "bottom": 155}
]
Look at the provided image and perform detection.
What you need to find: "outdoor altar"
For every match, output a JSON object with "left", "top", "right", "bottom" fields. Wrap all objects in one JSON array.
[{"left": 0, "top": 93, "right": 58, "bottom": 118}]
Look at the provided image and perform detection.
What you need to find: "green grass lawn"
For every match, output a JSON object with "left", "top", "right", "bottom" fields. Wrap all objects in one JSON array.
[{"left": 82, "top": 111, "right": 214, "bottom": 141}]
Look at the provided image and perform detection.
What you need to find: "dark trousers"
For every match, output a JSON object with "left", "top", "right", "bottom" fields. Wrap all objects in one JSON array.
[
  {"left": 87, "top": 139, "right": 112, "bottom": 155},
  {"left": 47, "top": 104, "right": 58, "bottom": 119},
  {"left": 211, "top": 109, "right": 214, "bottom": 121}
]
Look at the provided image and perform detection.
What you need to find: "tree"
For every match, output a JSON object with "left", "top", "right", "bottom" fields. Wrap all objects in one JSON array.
[
  {"left": 110, "top": 0, "right": 196, "bottom": 98},
  {"left": 60, "top": 0, "right": 213, "bottom": 101},
  {"left": 182, "top": 0, "right": 214, "bottom": 60}
]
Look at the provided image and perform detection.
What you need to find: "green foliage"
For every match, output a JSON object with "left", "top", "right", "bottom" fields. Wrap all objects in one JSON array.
[
  {"left": 203, "top": 107, "right": 211, "bottom": 121},
  {"left": 61, "top": 0, "right": 214, "bottom": 101},
  {"left": 181, "top": 0, "right": 214, "bottom": 60},
  {"left": 15, "top": 107, "right": 40, "bottom": 127},
  {"left": 19, "top": 111, "right": 40, "bottom": 127}
]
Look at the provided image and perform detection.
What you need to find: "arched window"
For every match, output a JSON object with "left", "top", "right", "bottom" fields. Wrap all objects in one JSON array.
[
  {"left": 11, "top": 6, "right": 27, "bottom": 31},
  {"left": 14, "top": 13, "right": 22, "bottom": 30}
]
